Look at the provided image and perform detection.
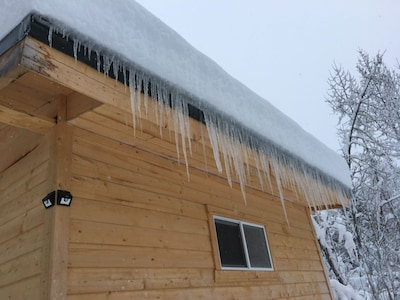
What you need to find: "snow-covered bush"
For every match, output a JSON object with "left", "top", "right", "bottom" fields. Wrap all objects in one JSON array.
[{"left": 330, "top": 279, "right": 364, "bottom": 300}]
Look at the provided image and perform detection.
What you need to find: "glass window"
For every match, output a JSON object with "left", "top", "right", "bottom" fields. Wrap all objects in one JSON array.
[
  {"left": 215, "top": 219, "right": 247, "bottom": 268},
  {"left": 214, "top": 216, "right": 273, "bottom": 271},
  {"left": 243, "top": 224, "right": 273, "bottom": 269}
]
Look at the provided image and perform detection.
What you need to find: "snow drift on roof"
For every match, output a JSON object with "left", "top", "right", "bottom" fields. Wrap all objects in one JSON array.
[{"left": 0, "top": 1, "right": 352, "bottom": 199}]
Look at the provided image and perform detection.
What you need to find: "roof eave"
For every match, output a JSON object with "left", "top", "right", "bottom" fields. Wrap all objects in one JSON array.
[{"left": 0, "top": 14, "right": 352, "bottom": 209}]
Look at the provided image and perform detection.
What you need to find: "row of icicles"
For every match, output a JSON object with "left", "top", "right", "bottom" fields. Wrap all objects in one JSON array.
[
  {"left": 57, "top": 29, "right": 349, "bottom": 224},
  {"left": 126, "top": 70, "right": 349, "bottom": 224}
]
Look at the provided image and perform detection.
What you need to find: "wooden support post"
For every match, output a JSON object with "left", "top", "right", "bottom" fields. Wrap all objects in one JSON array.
[{"left": 44, "top": 96, "right": 73, "bottom": 299}]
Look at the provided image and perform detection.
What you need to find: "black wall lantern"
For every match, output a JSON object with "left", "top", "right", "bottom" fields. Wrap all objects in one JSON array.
[
  {"left": 42, "top": 191, "right": 56, "bottom": 209},
  {"left": 42, "top": 190, "right": 73, "bottom": 209},
  {"left": 57, "top": 190, "right": 73, "bottom": 206}
]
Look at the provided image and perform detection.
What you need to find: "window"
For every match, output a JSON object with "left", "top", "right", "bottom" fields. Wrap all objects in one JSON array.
[{"left": 214, "top": 216, "right": 273, "bottom": 270}]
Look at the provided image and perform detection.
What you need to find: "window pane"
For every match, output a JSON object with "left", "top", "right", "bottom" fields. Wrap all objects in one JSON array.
[
  {"left": 215, "top": 219, "right": 247, "bottom": 268},
  {"left": 243, "top": 224, "right": 272, "bottom": 269}
]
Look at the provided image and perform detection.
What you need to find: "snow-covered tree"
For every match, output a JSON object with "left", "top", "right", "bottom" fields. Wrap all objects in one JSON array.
[{"left": 317, "top": 50, "right": 400, "bottom": 299}]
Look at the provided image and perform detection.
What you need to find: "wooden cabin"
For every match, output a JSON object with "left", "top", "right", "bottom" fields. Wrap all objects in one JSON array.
[{"left": 0, "top": 4, "right": 350, "bottom": 300}]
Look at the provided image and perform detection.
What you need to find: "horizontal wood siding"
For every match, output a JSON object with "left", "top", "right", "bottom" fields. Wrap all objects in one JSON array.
[
  {"left": 68, "top": 125, "right": 331, "bottom": 299},
  {"left": 0, "top": 38, "right": 334, "bottom": 298},
  {"left": 0, "top": 132, "right": 52, "bottom": 299}
]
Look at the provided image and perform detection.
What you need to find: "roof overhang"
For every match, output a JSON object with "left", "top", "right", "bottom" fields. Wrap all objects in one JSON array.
[{"left": 0, "top": 14, "right": 351, "bottom": 210}]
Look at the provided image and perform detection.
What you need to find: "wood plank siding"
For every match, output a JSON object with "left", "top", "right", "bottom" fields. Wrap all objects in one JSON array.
[
  {"left": 0, "top": 131, "right": 52, "bottom": 299},
  {"left": 0, "top": 37, "right": 335, "bottom": 299}
]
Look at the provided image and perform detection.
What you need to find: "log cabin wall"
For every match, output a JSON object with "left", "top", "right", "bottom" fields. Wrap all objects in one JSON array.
[
  {"left": 0, "top": 129, "right": 52, "bottom": 299},
  {"left": 0, "top": 37, "right": 335, "bottom": 299},
  {"left": 0, "top": 98, "right": 73, "bottom": 299},
  {"left": 65, "top": 101, "right": 333, "bottom": 298},
  {"left": 67, "top": 124, "right": 333, "bottom": 299}
]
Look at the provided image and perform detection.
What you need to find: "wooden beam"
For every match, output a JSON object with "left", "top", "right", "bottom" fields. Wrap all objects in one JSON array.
[
  {"left": 66, "top": 92, "right": 101, "bottom": 120},
  {"left": 44, "top": 96, "right": 73, "bottom": 300},
  {"left": 21, "top": 37, "right": 131, "bottom": 112},
  {"left": 0, "top": 103, "right": 55, "bottom": 134},
  {"left": 0, "top": 40, "right": 27, "bottom": 91}
]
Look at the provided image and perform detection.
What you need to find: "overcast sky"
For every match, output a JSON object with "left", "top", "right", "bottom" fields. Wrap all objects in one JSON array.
[{"left": 136, "top": 0, "right": 400, "bottom": 152}]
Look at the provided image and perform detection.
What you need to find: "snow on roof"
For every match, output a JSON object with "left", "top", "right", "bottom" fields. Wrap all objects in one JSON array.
[{"left": 0, "top": 1, "right": 351, "bottom": 193}]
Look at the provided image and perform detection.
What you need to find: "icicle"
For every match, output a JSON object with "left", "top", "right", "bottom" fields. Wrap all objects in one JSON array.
[
  {"left": 48, "top": 25, "right": 53, "bottom": 47},
  {"left": 122, "top": 65, "right": 127, "bottom": 87},
  {"left": 162, "top": 92, "right": 173, "bottom": 141},
  {"left": 112, "top": 59, "right": 120, "bottom": 82},
  {"left": 204, "top": 115, "right": 223, "bottom": 173},
  {"left": 96, "top": 50, "right": 101, "bottom": 72},
  {"left": 180, "top": 107, "right": 191, "bottom": 179},
  {"left": 152, "top": 85, "right": 160, "bottom": 129},
  {"left": 183, "top": 100, "right": 192, "bottom": 157},
  {"left": 87, "top": 43, "right": 93, "bottom": 61},
  {"left": 232, "top": 141, "right": 247, "bottom": 202},
  {"left": 170, "top": 96, "right": 191, "bottom": 179},
  {"left": 221, "top": 132, "right": 233, "bottom": 188},
  {"left": 159, "top": 87, "right": 169, "bottom": 137},
  {"left": 82, "top": 44, "right": 87, "bottom": 58},
  {"left": 242, "top": 143, "right": 251, "bottom": 179},
  {"left": 253, "top": 152, "right": 266, "bottom": 192},
  {"left": 61, "top": 28, "right": 68, "bottom": 39},
  {"left": 172, "top": 103, "right": 181, "bottom": 165},
  {"left": 200, "top": 122, "right": 208, "bottom": 170},
  {"left": 73, "top": 40, "right": 80, "bottom": 60},
  {"left": 103, "top": 55, "right": 113, "bottom": 77},
  {"left": 143, "top": 75, "right": 149, "bottom": 116},
  {"left": 155, "top": 92, "right": 163, "bottom": 137},
  {"left": 270, "top": 158, "right": 290, "bottom": 225},
  {"left": 259, "top": 152, "right": 274, "bottom": 194},
  {"left": 128, "top": 70, "right": 137, "bottom": 132}
]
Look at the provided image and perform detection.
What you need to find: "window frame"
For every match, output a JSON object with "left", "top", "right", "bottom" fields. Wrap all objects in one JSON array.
[{"left": 213, "top": 215, "right": 274, "bottom": 271}]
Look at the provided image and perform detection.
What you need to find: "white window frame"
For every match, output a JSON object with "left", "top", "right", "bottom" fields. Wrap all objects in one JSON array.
[{"left": 213, "top": 216, "right": 274, "bottom": 271}]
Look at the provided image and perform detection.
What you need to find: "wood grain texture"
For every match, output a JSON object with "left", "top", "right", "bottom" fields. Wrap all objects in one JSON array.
[
  {"left": 0, "top": 36, "right": 337, "bottom": 299},
  {"left": 0, "top": 133, "right": 50, "bottom": 299},
  {"left": 66, "top": 126, "right": 332, "bottom": 298}
]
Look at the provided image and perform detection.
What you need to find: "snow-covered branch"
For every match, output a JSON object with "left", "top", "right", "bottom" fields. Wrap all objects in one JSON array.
[
  {"left": 380, "top": 193, "right": 400, "bottom": 207},
  {"left": 324, "top": 50, "right": 400, "bottom": 299}
]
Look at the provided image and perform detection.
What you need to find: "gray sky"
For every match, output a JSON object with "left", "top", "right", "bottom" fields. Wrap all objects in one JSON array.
[{"left": 136, "top": 0, "right": 400, "bottom": 152}]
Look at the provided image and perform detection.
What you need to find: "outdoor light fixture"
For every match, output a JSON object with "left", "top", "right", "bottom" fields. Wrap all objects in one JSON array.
[
  {"left": 42, "top": 190, "right": 73, "bottom": 208},
  {"left": 57, "top": 190, "right": 73, "bottom": 206},
  {"left": 42, "top": 191, "right": 56, "bottom": 209}
]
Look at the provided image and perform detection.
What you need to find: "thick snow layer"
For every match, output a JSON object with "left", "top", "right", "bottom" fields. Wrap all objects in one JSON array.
[
  {"left": 0, "top": 0, "right": 351, "bottom": 188},
  {"left": 330, "top": 279, "right": 364, "bottom": 300}
]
